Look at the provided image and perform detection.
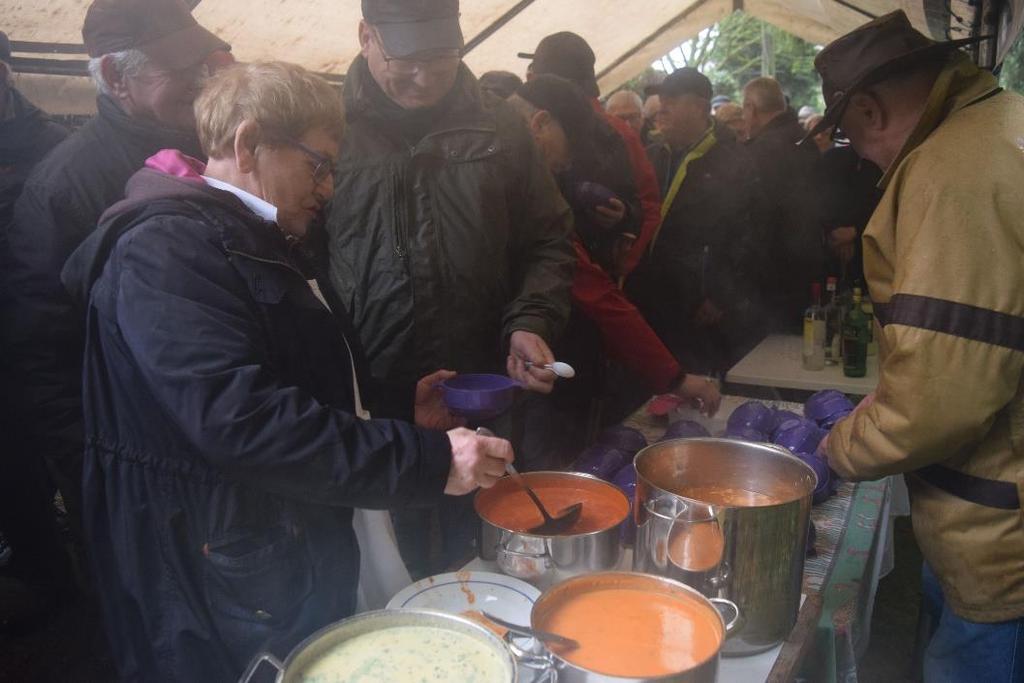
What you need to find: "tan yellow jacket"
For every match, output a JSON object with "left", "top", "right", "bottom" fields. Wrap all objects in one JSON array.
[{"left": 828, "top": 54, "right": 1024, "bottom": 622}]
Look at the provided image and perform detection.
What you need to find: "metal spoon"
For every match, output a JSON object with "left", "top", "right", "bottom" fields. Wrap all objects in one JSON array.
[
  {"left": 476, "top": 428, "right": 583, "bottom": 534},
  {"left": 505, "top": 462, "right": 583, "bottom": 534},
  {"left": 524, "top": 360, "right": 576, "bottom": 379},
  {"left": 481, "top": 612, "right": 579, "bottom": 649}
]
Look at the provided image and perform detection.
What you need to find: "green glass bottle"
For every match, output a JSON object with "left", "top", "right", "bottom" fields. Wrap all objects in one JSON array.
[{"left": 843, "top": 288, "right": 869, "bottom": 377}]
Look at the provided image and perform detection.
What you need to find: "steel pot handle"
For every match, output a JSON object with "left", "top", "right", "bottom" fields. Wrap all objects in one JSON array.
[
  {"left": 238, "top": 652, "right": 284, "bottom": 683},
  {"left": 497, "top": 539, "right": 552, "bottom": 562},
  {"left": 505, "top": 632, "right": 557, "bottom": 674},
  {"left": 708, "top": 561, "right": 731, "bottom": 590},
  {"left": 709, "top": 597, "right": 743, "bottom": 637}
]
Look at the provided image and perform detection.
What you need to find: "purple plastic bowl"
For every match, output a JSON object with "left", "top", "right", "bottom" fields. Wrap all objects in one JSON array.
[
  {"left": 660, "top": 420, "right": 711, "bottom": 441},
  {"left": 572, "top": 181, "right": 619, "bottom": 213},
  {"left": 441, "top": 374, "right": 520, "bottom": 420},
  {"left": 820, "top": 410, "right": 853, "bottom": 431},
  {"left": 611, "top": 465, "right": 638, "bottom": 544},
  {"left": 725, "top": 427, "right": 768, "bottom": 442},
  {"left": 611, "top": 463, "right": 637, "bottom": 496},
  {"left": 796, "top": 453, "right": 835, "bottom": 504},
  {"left": 596, "top": 425, "right": 648, "bottom": 455},
  {"left": 573, "top": 445, "right": 630, "bottom": 481},
  {"left": 805, "top": 390, "right": 856, "bottom": 424},
  {"left": 727, "top": 401, "right": 776, "bottom": 435},
  {"left": 773, "top": 418, "right": 826, "bottom": 456},
  {"left": 770, "top": 410, "right": 803, "bottom": 437}
]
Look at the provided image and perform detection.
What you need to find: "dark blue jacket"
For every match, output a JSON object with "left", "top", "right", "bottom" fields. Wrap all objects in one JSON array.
[{"left": 62, "top": 157, "right": 453, "bottom": 682}]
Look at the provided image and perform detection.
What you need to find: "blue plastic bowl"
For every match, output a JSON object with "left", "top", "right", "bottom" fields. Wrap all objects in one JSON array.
[
  {"left": 596, "top": 425, "right": 648, "bottom": 455},
  {"left": 727, "top": 401, "right": 776, "bottom": 435},
  {"left": 441, "top": 374, "right": 521, "bottom": 420},
  {"left": 661, "top": 420, "right": 711, "bottom": 441},
  {"left": 805, "top": 390, "right": 856, "bottom": 425},
  {"left": 773, "top": 418, "right": 826, "bottom": 456}
]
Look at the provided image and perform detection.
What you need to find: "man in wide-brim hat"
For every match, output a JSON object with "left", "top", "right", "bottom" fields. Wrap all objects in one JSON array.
[{"left": 817, "top": 11, "right": 1024, "bottom": 680}]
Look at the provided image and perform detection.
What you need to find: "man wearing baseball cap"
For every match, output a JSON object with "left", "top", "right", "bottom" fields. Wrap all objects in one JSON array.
[
  {"left": 521, "top": 31, "right": 662, "bottom": 277},
  {"left": 815, "top": 11, "right": 1024, "bottom": 679},
  {"left": 627, "top": 67, "right": 764, "bottom": 376},
  {"left": 326, "top": 0, "right": 574, "bottom": 573},
  {"left": 507, "top": 75, "right": 721, "bottom": 462},
  {"left": 0, "top": 0, "right": 228, "bottom": 587}
]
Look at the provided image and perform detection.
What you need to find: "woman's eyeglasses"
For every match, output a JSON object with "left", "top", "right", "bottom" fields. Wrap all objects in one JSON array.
[{"left": 287, "top": 140, "right": 335, "bottom": 185}]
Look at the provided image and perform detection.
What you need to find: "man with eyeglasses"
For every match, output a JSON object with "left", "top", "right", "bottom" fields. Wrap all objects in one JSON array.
[
  {"left": 326, "top": 0, "right": 574, "bottom": 574},
  {"left": 0, "top": 0, "right": 230, "bottom": 605}
]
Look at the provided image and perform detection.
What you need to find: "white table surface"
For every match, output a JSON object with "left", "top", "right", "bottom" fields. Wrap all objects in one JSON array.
[
  {"left": 726, "top": 335, "right": 878, "bottom": 396},
  {"left": 461, "top": 551, "right": 796, "bottom": 683}
]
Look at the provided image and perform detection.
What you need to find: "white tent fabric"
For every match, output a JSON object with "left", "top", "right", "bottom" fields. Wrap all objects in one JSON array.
[{"left": 5, "top": 0, "right": 989, "bottom": 114}]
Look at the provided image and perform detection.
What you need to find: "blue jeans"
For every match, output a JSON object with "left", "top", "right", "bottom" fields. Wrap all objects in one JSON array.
[{"left": 922, "top": 563, "right": 1024, "bottom": 683}]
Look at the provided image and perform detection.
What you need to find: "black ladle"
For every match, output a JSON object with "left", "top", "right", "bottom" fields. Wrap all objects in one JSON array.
[{"left": 476, "top": 428, "right": 583, "bottom": 535}]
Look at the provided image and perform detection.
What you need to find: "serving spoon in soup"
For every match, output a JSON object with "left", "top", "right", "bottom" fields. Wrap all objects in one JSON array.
[{"left": 477, "top": 428, "right": 583, "bottom": 534}]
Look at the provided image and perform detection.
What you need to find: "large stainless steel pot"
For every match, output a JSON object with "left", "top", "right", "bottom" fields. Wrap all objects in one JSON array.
[
  {"left": 634, "top": 438, "right": 816, "bottom": 656},
  {"left": 476, "top": 471, "right": 628, "bottom": 589},
  {"left": 518, "top": 571, "right": 739, "bottom": 682},
  {"left": 237, "top": 609, "right": 518, "bottom": 682}
]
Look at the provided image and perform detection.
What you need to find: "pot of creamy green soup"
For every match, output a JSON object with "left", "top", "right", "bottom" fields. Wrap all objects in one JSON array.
[{"left": 238, "top": 608, "right": 519, "bottom": 683}]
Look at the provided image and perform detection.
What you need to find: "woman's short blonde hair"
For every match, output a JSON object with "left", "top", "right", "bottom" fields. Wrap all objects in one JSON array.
[{"left": 195, "top": 61, "right": 345, "bottom": 159}]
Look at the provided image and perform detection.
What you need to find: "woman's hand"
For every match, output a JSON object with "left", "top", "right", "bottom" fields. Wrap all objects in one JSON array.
[
  {"left": 672, "top": 374, "right": 722, "bottom": 417},
  {"left": 414, "top": 369, "right": 465, "bottom": 430},
  {"left": 444, "top": 428, "right": 514, "bottom": 495}
]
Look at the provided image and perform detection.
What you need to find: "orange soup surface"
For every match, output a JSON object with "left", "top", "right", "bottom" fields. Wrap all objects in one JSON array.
[
  {"left": 478, "top": 483, "right": 628, "bottom": 534},
  {"left": 678, "top": 485, "right": 777, "bottom": 507},
  {"left": 538, "top": 588, "right": 722, "bottom": 677}
]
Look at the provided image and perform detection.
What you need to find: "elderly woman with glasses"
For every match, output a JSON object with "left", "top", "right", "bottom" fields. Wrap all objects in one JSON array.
[{"left": 61, "top": 61, "right": 513, "bottom": 682}]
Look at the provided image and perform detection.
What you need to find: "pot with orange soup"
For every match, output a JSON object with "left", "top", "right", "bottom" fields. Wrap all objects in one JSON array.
[
  {"left": 634, "top": 438, "right": 816, "bottom": 656},
  {"left": 520, "top": 571, "right": 739, "bottom": 682},
  {"left": 475, "top": 472, "right": 630, "bottom": 588}
]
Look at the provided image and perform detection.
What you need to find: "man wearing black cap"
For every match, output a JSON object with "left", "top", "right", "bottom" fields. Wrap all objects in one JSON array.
[
  {"left": 508, "top": 76, "right": 720, "bottom": 460},
  {"left": 627, "top": 67, "right": 764, "bottom": 375},
  {"left": 0, "top": 0, "right": 228, "bottom": 588},
  {"left": 521, "top": 31, "right": 662, "bottom": 277},
  {"left": 814, "top": 12, "right": 1024, "bottom": 679},
  {"left": 326, "top": 0, "right": 574, "bottom": 572}
]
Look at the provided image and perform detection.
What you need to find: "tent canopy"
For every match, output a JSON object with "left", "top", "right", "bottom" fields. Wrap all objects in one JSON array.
[{"left": 6, "top": 0, "right": 996, "bottom": 115}]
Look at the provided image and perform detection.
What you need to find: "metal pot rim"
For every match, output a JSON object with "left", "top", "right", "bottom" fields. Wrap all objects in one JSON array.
[
  {"left": 275, "top": 608, "right": 517, "bottom": 679},
  {"left": 475, "top": 470, "right": 631, "bottom": 538},
  {"left": 634, "top": 437, "right": 817, "bottom": 509},
  {"left": 530, "top": 571, "right": 725, "bottom": 680}
]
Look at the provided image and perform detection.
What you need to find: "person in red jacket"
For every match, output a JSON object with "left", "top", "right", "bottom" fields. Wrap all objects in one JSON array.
[
  {"left": 520, "top": 32, "right": 661, "bottom": 277},
  {"left": 508, "top": 75, "right": 720, "bottom": 465}
]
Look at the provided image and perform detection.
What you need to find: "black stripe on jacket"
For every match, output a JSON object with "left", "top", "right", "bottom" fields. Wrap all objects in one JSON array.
[{"left": 874, "top": 293, "right": 1024, "bottom": 353}]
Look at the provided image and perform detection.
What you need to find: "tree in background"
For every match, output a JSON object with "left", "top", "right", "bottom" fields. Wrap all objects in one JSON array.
[
  {"left": 999, "top": 34, "right": 1024, "bottom": 94},
  {"left": 621, "top": 12, "right": 824, "bottom": 110}
]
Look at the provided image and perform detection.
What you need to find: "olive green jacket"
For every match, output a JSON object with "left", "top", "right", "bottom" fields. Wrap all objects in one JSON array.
[
  {"left": 326, "top": 59, "right": 574, "bottom": 416},
  {"left": 829, "top": 54, "right": 1024, "bottom": 622}
]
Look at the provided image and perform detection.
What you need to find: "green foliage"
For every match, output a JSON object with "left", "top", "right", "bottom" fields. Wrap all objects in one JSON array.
[
  {"left": 651, "top": 11, "right": 824, "bottom": 110},
  {"left": 999, "top": 32, "right": 1024, "bottom": 94}
]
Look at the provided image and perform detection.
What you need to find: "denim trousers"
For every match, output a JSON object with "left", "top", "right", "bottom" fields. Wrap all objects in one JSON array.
[{"left": 922, "top": 562, "right": 1024, "bottom": 683}]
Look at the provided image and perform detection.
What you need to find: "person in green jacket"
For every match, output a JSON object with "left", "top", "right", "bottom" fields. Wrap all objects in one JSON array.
[{"left": 325, "top": 0, "right": 575, "bottom": 574}]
